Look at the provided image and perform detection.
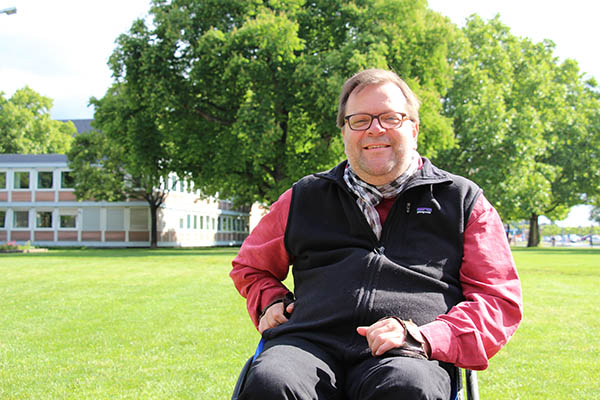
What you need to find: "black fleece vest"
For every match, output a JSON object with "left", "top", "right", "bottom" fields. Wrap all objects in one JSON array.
[{"left": 263, "top": 159, "right": 482, "bottom": 358}]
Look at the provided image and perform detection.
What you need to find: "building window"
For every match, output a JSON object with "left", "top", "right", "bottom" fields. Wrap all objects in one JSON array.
[
  {"left": 0, "top": 210, "right": 5, "bottom": 228},
  {"left": 60, "top": 215, "right": 77, "bottom": 228},
  {"left": 106, "top": 209, "right": 124, "bottom": 230},
  {"left": 187, "top": 214, "right": 191, "bottom": 229},
  {"left": 130, "top": 208, "right": 148, "bottom": 230},
  {"left": 82, "top": 208, "right": 101, "bottom": 231},
  {"left": 36, "top": 211, "right": 53, "bottom": 228},
  {"left": 61, "top": 171, "right": 75, "bottom": 189},
  {"left": 179, "top": 218, "right": 184, "bottom": 229},
  {"left": 37, "top": 171, "right": 54, "bottom": 189},
  {"left": 193, "top": 215, "right": 197, "bottom": 229},
  {"left": 13, "top": 211, "right": 29, "bottom": 228},
  {"left": 14, "top": 171, "right": 30, "bottom": 189},
  {"left": 0, "top": 172, "right": 5, "bottom": 189}
]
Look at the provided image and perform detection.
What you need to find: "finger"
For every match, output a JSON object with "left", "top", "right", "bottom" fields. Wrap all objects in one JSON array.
[
  {"left": 266, "top": 310, "right": 282, "bottom": 328},
  {"left": 359, "top": 319, "right": 406, "bottom": 356},
  {"left": 356, "top": 326, "right": 368, "bottom": 336},
  {"left": 369, "top": 331, "right": 390, "bottom": 356},
  {"left": 271, "top": 305, "right": 289, "bottom": 324},
  {"left": 374, "top": 335, "right": 405, "bottom": 356},
  {"left": 258, "top": 318, "right": 268, "bottom": 334},
  {"left": 258, "top": 302, "right": 289, "bottom": 333},
  {"left": 357, "top": 324, "right": 386, "bottom": 351},
  {"left": 285, "top": 302, "right": 295, "bottom": 315}
]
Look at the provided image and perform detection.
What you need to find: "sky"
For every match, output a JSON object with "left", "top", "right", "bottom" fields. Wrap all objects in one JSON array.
[
  {"left": 1, "top": 0, "right": 599, "bottom": 120},
  {"left": 1, "top": 0, "right": 597, "bottom": 226},
  {"left": 427, "top": 0, "right": 600, "bottom": 86},
  {"left": 0, "top": 0, "right": 151, "bottom": 119}
]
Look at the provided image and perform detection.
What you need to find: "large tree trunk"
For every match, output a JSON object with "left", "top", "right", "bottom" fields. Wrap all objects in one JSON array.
[{"left": 527, "top": 213, "right": 540, "bottom": 247}]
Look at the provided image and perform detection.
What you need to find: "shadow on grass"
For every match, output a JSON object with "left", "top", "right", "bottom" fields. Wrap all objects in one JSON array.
[{"left": 0, "top": 247, "right": 240, "bottom": 258}]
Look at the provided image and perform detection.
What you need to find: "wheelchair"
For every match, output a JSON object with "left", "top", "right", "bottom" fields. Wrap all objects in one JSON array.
[{"left": 232, "top": 338, "right": 480, "bottom": 400}]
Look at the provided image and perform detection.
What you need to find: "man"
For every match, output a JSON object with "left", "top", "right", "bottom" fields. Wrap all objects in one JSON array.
[{"left": 231, "top": 69, "right": 522, "bottom": 399}]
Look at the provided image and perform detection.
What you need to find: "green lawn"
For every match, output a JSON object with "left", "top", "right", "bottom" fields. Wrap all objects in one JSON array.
[
  {"left": 483, "top": 247, "right": 600, "bottom": 399},
  {"left": 0, "top": 247, "right": 598, "bottom": 399}
]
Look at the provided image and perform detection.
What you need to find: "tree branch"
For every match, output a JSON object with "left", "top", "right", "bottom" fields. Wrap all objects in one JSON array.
[{"left": 194, "top": 108, "right": 234, "bottom": 126}]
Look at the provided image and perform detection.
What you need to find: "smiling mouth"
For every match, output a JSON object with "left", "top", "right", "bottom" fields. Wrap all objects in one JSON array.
[{"left": 364, "top": 144, "right": 390, "bottom": 150}]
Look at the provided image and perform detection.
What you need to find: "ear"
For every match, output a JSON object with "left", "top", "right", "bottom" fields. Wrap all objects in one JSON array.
[{"left": 412, "top": 123, "right": 419, "bottom": 149}]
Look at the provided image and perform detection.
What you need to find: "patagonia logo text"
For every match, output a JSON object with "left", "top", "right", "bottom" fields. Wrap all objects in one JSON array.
[{"left": 416, "top": 207, "right": 432, "bottom": 215}]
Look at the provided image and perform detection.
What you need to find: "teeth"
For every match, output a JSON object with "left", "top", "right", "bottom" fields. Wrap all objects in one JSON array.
[{"left": 366, "top": 145, "right": 388, "bottom": 149}]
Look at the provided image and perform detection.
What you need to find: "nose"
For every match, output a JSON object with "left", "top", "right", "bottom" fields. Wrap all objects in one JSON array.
[{"left": 366, "top": 116, "right": 386, "bottom": 136}]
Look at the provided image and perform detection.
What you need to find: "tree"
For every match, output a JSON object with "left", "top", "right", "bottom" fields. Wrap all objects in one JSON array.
[
  {"left": 67, "top": 84, "right": 177, "bottom": 248},
  {"left": 438, "top": 16, "right": 600, "bottom": 246},
  {"left": 592, "top": 205, "right": 600, "bottom": 225},
  {"left": 106, "top": 0, "right": 460, "bottom": 205},
  {"left": 0, "top": 87, "right": 75, "bottom": 154}
]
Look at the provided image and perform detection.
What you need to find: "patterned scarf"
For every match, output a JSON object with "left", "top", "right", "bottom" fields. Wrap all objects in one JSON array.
[{"left": 343, "top": 152, "right": 419, "bottom": 239}]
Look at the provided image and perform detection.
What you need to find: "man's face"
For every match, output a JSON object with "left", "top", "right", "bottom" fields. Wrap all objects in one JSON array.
[{"left": 342, "top": 82, "right": 419, "bottom": 186}]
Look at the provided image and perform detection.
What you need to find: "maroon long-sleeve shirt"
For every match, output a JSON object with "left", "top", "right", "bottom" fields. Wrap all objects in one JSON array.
[{"left": 231, "top": 188, "right": 522, "bottom": 370}]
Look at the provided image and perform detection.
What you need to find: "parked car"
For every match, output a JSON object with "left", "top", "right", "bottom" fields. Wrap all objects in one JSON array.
[{"left": 581, "top": 234, "right": 600, "bottom": 242}]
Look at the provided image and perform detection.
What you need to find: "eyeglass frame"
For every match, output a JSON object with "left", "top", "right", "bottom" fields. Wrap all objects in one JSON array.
[{"left": 343, "top": 111, "right": 410, "bottom": 131}]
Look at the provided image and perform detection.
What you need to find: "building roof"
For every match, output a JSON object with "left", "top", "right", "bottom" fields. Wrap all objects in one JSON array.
[
  {"left": 0, "top": 154, "right": 68, "bottom": 166},
  {"left": 60, "top": 119, "right": 94, "bottom": 134},
  {"left": 0, "top": 119, "right": 94, "bottom": 166}
]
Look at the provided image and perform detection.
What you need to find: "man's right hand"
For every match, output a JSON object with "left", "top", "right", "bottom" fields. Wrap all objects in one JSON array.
[{"left": 258, "top": 302, "right": 295, "bottom": 334}]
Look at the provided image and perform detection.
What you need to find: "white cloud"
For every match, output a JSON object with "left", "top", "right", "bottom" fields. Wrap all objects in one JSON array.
[{"left": 1, "top": 0, "right": 151, "bottom": 118}]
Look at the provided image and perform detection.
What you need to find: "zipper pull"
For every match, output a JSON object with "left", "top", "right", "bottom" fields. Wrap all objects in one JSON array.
[
  {"left": 406, "top": 202, "right": 411, "bottom": 214},
  {"left": 375, "top": 245, "right": 385, "bottom": 255}
]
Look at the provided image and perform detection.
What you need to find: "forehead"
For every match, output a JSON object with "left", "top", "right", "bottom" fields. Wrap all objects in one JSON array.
[{"left": 346, "top": 82, "right": 408, "bottom": 114}]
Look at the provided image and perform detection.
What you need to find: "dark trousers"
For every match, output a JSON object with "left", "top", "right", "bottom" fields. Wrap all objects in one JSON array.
[{"left": 239, "top": 335, "right": 452, "bottom": 400}]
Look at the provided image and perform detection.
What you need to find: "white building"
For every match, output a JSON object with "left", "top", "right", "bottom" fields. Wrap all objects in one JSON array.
[{"left": 0, "top": 154, "right": 250, "bottom": 247}]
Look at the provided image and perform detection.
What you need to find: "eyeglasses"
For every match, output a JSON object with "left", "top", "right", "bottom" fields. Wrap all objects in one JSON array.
[{"left": 344, "top": 112, "right": 409, "bottom": 131}]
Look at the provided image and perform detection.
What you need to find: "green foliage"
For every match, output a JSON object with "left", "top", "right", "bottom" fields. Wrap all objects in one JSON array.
[
  {"left": 93, "top": 2, "right": 600, "bottom": 237},
  {"left": 105, "top": 0, "right": 460, "bottom": 204},
  {"left": 68, "top": 84, "right": 177, "bottom": 247},
  {"left": 67, "top": 129, "right": 129, "bottom": 202},
  {"left": 0, "top": 240, "right": 35, "bottom": 251},
  {"left": 0, "top": 87, "right": 75, "bottom": 154},
  {"left": 539, "top": 224, "right": 600, "bottom": 238},
  {"left": 438, "top": 16, "right": 600, "bottom": 246}
]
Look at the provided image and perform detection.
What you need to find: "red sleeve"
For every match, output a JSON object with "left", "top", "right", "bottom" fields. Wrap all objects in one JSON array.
[
  {"left": 420, "top": 194, "right": 523, "bottom": 370},
  {"left": 230, "top": 188, "right": 293, "bottom": 329}
]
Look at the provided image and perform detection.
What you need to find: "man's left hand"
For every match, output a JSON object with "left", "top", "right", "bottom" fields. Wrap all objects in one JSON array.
[{"left": 356, "top": 318, "right": 407, "bottom": 357}]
